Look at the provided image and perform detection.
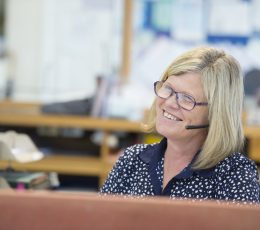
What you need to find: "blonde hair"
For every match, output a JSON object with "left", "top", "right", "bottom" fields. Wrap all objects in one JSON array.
[{"left": 145, "top": 47, "right": 244, "bottom": 169}]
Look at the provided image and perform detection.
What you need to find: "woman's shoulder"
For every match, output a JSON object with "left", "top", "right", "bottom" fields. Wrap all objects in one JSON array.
[
  {"left": 214, "top": 153, "right": 260, "bottom": 203},
  {"left": 125, "top": 143, "right": 151, "bottom": 153},
  {"left": 120, "top": 143, "right": 154, "bottom": 160},
  {"left": 215, "top": 152, "right": 258, "bottom": 177}
]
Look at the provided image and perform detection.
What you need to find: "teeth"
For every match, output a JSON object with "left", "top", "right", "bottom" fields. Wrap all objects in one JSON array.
[{"left": 163, "top": 111, "right": 178, "bottom": 121}]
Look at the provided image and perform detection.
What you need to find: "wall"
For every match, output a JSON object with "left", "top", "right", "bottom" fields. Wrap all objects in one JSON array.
[
  {"left": 5, "top": 0, "right": 122, "bottom": 102},
  {"left": 6, "top": 0, "right": 44, "bottom": 101}
]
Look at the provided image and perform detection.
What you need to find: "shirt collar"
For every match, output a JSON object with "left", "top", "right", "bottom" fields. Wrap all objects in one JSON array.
[
  {"left": 139, "top": 137, "right": 215, "bottom": 179},
  {"left": 139, "top": 138, "right": 167, "bottom": 165}
]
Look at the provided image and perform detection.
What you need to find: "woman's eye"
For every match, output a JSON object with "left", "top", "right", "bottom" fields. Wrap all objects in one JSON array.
[
  {"left": 162, "top": 85, "right": 172, "bottom": 93},
  {"left": 181, "top": 94, "right": 194, "bottom": 104}
]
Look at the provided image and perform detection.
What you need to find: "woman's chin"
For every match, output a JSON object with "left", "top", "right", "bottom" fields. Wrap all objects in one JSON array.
[{"left": 156, "top": 124, "right": 183, "bottom": 139}]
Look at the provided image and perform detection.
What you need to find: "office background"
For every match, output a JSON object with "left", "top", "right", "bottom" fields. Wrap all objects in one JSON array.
[{"left": 0, "top": 0, "right": 260, "bottom": 192}]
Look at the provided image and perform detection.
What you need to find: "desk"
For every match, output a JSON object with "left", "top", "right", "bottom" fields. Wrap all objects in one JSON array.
[{"left": 1, "top": 190, "right": 260, "bottom": 230}]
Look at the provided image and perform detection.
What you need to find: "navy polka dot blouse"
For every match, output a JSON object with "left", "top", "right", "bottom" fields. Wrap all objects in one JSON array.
[{"left": 100, "top": 138, "right": 260, "bottom": 203}]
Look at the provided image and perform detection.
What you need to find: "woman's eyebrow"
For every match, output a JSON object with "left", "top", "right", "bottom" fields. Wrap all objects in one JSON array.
[{"left": 164, "top": 82, "right": 194, "bottom": 97}]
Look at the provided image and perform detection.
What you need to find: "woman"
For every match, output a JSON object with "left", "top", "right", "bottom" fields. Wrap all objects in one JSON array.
[{"left": 100, "top": 47, "right": 260, "bottom": 203}]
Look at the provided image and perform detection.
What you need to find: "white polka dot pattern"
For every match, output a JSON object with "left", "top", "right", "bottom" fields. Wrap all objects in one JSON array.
[{"left": 100, "top": 142, "right": 260, "bottom": 204}]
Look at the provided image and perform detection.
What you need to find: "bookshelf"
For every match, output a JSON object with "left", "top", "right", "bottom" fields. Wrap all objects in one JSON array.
[{"left": 0, "top": 101, "right": 144, "bottom": 187}]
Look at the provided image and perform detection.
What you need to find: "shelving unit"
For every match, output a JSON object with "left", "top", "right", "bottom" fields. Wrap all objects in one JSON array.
[{"left": 0, "top": 101, "right": 144, "bottom": 187}]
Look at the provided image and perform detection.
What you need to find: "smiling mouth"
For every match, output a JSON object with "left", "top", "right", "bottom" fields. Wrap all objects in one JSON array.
[{"left": 163, "top": 110, "right": 183, "bottom": 121}]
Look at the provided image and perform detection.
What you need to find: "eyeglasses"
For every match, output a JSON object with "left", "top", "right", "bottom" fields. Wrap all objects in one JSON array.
[{"left": 154, "top": 81, "right": 208, "bottom": 111}]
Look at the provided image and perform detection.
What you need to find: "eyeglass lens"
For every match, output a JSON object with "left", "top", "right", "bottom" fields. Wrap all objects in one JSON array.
[{"left": 154, "top": 81, "right": 195, "bottom": 110}]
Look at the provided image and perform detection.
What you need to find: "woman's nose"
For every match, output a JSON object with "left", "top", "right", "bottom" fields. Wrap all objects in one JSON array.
[{"left": 164, "top": 94, "right": 180, "bottom": 109}]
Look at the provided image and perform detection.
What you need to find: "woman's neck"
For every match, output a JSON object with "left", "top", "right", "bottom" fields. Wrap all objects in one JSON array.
[
  {"left": 165, "top": 135, "right": 205, "bottom": 160},
  {"left": 162, "top": 136, "right": 206, "bottom": 189}
]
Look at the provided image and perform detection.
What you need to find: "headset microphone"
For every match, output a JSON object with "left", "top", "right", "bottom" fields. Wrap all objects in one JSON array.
[{"left": 185, "top": 124, "right": 209, "bottom": 130}]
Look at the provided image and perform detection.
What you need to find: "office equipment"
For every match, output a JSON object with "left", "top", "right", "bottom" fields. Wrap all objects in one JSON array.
[{"left": 0, "top": 190, "right": 260, "bottom": 230}]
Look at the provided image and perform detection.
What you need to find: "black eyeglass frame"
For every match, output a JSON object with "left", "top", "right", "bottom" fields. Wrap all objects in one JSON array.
[{"left": 154, "top": 81, "right": 208, "bottom": 111}]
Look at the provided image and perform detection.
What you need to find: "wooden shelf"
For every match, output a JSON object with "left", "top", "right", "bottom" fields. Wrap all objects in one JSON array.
[
  {"left": 0, "top": 155, "right": 114, "bottom": 177},
  {"left": 0, "top": 101, "right": 144, "bottom": 132},
  {"left": 0, "top": 113, "right": 143, "bottom": 132}
]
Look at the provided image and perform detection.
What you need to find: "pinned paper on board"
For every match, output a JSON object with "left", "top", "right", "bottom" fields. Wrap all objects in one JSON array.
[
  {"left": 208, "top": 1, "right": 251, "bottom": 36},
  {"left": 0, "top": 131, "right": 44, "bottom": 163}
]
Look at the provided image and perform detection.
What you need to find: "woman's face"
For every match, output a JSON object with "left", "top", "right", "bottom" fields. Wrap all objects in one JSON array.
[{"left": 155, "top": 73, "right": 209, "bottom": 141}]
